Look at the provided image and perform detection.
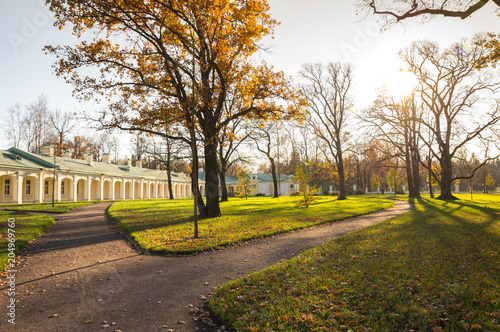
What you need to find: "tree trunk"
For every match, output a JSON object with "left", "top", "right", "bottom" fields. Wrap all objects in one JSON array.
[
  {"left": 167, "top": 169, "right": 174, "bottom": 199},
  {"left": 437, "top": 153, "right": 458, "bottom": 200},
  {"left": 191, "top": 170, "right": 206, "bottom": 218},
  {"left": 428, "top": 158, "right": 434, "bottom": 199},
  {"left": 219, "top": 166, "right": 228, "bottom": 202},
  {"left": 204, "top": 139, "right": 221, "bottom": 217},
  {"left": 270, "top": 158, "right": 279, "bottom": 198},
  {"left": 337, "top": 154, "right": 347, "bottom": 200},
  {"left": 410, "top": 143, "right": 421, "bottom": 198}
]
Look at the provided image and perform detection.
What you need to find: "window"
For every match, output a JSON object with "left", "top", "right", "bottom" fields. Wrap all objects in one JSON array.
[
  {"left": 4, "top": 179, "right": 10, "bottom": 195},
  {"left": 26, "top": 180, "right": 31, "bottom": 195},
  {"left": 44, "top": 180, "right": 49, "bottom": 195},
  {"left": 61, "top": 181, "right": 65, "bottom": 195},
  {"left": 290, "top": 184, "right": 294, "bottom": 189}
]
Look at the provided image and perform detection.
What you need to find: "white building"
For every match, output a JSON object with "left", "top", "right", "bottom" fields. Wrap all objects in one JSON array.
[{"left": 0, "top": 146, "right": 195, "bottom": 204}]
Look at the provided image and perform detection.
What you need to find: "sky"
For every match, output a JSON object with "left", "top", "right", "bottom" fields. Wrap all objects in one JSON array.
[{"left": 0, "top": 0, "right": 499, "bottom": 154}]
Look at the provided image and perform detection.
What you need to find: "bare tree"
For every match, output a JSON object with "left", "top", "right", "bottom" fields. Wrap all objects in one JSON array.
[
  {"left": 402, "top": 37, "right": 500, "bottom": 199},
  {"left": 149, "top": 137, "right": 190, "bottom": 199},
  {"left": 218, "top": 117, "right": 253, "bottom": 202},
  {"left": 24, "top": 94, "right": 53, "bottom": 154},
  {"left": 50, "top": 109, "right": 76, "bottom": 148},
  {"left": 299, "top": 62, "right": 353, "bottom": 200},
  {"left": 252, "top": 120, "right": 288, "bottom": 198},
  {"left": 358, "top": 0, "right": 500, "bottom": 25},
  {"left": 4, "top": 103, "right": 25, "bottom": 148}
]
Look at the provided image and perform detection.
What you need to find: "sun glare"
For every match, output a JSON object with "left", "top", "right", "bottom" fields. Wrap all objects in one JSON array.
[{"left": 384, "top": 71, "right": 419, "bottom": 100}]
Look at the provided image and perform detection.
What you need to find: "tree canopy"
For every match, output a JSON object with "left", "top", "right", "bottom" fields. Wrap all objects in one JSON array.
[{"left": 45, "top": 0, "right": 305, "bottom": 218}]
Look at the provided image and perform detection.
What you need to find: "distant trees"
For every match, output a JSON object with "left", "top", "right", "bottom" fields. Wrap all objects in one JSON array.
[{"left": 365, "top": 91, "right": 422, "bottom": 198}]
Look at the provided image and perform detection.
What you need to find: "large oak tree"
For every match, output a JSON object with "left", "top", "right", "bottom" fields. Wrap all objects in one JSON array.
[{"left": 45, "top": 0, "right": 303, "bottom": 218}]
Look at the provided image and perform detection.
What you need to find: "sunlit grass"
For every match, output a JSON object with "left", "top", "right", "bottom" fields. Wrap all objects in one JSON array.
[
  {"left": 108, "top": 196, "right": 394, "bottom": 254},
  {"left": 207, "top": 194, "right": 500, "bottom": 331},
  {"left": 0, "top": 211, "right": 54, "bottom": 271}
]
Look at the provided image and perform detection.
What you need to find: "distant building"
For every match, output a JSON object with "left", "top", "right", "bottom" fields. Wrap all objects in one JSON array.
[
  {"left": 0, "top": 146, "right": 193, "bottom": 204},
  {"left": 249, "top": 173, "right": 298, "bottom": 196},
  {"left": 0, "top": 146, "right": 299, "bottom": 205},
  {"left": 198, "top": 171, "right": 298, "bottom": 197}
]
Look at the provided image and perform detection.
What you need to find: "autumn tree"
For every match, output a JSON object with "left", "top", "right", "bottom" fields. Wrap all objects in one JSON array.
[
  {"left": 293, "top": 163, "right": 319, "bottom": 208},
  {"left": 399, "top": 37, "right": 500, "bottom": 200},
  {"left": 299, "top": 62, "right": 353, "bottom": 200},
  {"left": 45, "top": 0, "right": 303, "bottom": 219},
  {"left": 386, "top": 168, "right": 402, "bottom": 194},
  {"left": 235, "top": 169, "right": 255, "bottom": 200},
  {"left": 370, "top": 173, "right": 381, "bottom": 193}
]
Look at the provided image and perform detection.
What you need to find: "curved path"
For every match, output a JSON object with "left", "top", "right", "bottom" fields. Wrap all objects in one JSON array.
[{"left": 0, "top": 200, "right": 412, "bottom": 331}]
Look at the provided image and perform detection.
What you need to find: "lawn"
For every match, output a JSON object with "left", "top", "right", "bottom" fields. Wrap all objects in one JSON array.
[
  {"left": 108, "top": 196, "right": 394, "bottom": 254},
  {"left": 4, "top": 201, "right": 99, "bottom": 214},
  {"left": 0, "top": 211, "right": 54, "bottom": 271},
  {"left": 207, "top": 194, "right": 500, "bottom": 331}
]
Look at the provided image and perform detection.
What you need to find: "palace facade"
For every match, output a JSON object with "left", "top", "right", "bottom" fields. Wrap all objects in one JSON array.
[{"left": 0, "top": 146, "right": 194, "bottom": 204}]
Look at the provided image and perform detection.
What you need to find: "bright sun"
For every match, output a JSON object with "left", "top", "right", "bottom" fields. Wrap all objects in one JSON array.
[{"left": 384, "top": 70, "right": 419, "bottom": 100}]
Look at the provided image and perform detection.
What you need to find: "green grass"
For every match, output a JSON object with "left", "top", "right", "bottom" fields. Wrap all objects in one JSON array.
[
  {"left": 207, "top": 194, "right": 500, "bottom": 331},
  {"left": 4, "top": 201, "right": 99, "bottom": 214},
  {"left": 108, "top": 196, "right": 394, "bottom": 254},
  {"left": 0, "top": 211, "right": 54, "bottom": 271}
]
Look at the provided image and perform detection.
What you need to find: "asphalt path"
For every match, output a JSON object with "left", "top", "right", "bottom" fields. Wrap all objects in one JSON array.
[{"left": 0, "top": 200, "right": 412, "bottom": 331}]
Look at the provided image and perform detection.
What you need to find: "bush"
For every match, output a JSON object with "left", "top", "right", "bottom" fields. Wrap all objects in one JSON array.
[
  {"left": 290, "top": 192, "right": 300, "bottom": 196},
  {"left": 395, "top": 188, "right": 405, "bottom": 195},
  {"left": 355, "top": 188, "right": 365, "bottom": 195},
  {"left": 255, "top": 193, "right": 266, "bottom": 197},
  {"left": 347, "top": 189, "right": 354, "bottom": 196},
  {"left": 322, "top": 189, "right": 330, "bottom": 195}
]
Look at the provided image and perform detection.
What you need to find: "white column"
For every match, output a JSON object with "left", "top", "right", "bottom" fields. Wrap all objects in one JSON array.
[
  {"left": 15, "top": 173, "right": 23, "bottom": 204},
  {"left": 111, "top": 179, "right": 115, "bottom": 201},
  {"left": 87, "top": 176, "right": 92, "bottom": 201},
  {"left": 73, "top": 176, "right": 78, "bottom": 201},
  {"left": 38, "top": 172, "right": 44, "bottom": 203},
  {"left": 140, "top": 180, "right": 144, "bottom": 199},
  {"left": 122, "top": 180, "right": 126, "bottom": 200},
  {"left": 56, "top": 176, "right": 61, "bottom": 202},
  {"left": 99, "top": 176, "right": 104, "bottom": 201},
  {"left": 131, "top": 180, "right": 135, "bottom": 199}
]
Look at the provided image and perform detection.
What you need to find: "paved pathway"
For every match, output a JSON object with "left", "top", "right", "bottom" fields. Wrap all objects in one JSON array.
[{"left": 0, "top": 200, "right": 412, "bottom": 331}]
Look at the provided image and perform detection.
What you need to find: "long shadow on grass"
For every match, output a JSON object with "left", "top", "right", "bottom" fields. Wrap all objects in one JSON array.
[{"left": 310, "top": 197, "right": 500, "bottom": 330}]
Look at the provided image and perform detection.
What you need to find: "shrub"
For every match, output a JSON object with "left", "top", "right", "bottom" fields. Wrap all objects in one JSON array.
[{"left": 355, "top": 188, "right": 365, "bottom": 195}]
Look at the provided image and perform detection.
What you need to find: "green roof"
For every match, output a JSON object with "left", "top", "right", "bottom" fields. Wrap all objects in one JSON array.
[{"left": 2, "top": 147, "right": 190, "bottom": 182}]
